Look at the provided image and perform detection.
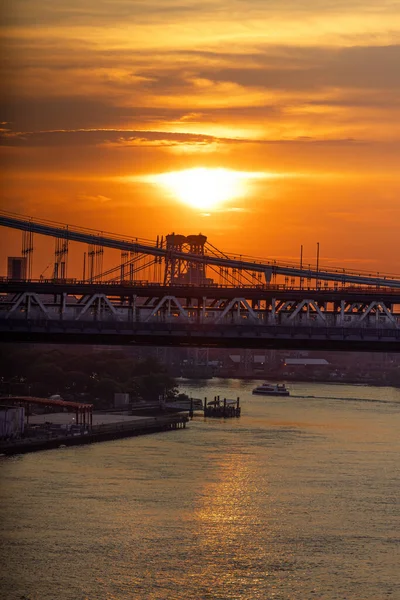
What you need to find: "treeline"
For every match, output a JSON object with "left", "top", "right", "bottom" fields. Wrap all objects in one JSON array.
[{"left": 0, "top": 345, "right": 177, "bottom": 408}]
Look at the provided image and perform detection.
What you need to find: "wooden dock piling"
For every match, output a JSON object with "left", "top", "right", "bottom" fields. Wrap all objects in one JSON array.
[{"left": 203, "top": 396, "right": 241, "bottom": 418}]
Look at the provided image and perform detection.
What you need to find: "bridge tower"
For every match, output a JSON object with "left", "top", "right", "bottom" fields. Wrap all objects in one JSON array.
[
  {"left": 185, "top": 234, "right": 207, "bottom": 285},
  {"left": 164, "top": 234, "right": 187, "bottom": 285},
  {"left": 164, "top": 234, "right": 208, "bottom": 285}
]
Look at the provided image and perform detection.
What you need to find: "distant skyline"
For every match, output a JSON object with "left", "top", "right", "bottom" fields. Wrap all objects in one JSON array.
[{"left": 2, "top": 1, "right": 400, "bottom": 275}]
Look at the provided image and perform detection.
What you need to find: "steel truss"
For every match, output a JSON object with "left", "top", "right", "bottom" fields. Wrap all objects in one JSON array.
[
  {"left": 2, "top": 286, "right": 400, "bottom": 350},
  {"left": 2, "top": 289, "right": 400, "bottom": 327}
]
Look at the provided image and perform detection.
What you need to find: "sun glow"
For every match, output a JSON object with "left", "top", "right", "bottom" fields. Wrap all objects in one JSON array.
[{"left": 146, "top": 167, "right": 266, "bottom": 210}]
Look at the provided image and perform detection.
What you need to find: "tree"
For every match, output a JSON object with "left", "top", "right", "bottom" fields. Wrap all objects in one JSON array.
[
  {"left": 0, "top": 344, "right": 179, "bottom": 404},
  {"left": 31, "top": 364, "right": 66, "bottom": 393},
  {"left": 93, "top": 378, "right": 120, "bottom": 404}
]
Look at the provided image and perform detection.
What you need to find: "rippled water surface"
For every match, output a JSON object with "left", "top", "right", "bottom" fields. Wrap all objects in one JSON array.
[{"left": 1, "top": 380, "right": 400, "bottom": 600}]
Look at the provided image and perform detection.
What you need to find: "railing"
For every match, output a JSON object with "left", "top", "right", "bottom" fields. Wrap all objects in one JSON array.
[{"left": 3, "top": 278, "right": 400, "bottom": 294}]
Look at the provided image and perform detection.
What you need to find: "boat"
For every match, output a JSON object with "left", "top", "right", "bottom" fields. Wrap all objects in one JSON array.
[{"left": 252, "top": 382, "right": 290, "bottom": 396}]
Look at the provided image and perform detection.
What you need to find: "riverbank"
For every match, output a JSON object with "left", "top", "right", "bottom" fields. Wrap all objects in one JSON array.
[
  {"left": 0, "top": 413, "right": 189, "bottom": 456},
  {"left": 179, "top": 373, "right": 400, "bottom": 387}
]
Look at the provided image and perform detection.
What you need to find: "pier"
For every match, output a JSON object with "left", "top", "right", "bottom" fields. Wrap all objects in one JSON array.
[
  {"left": 203, "top": 396, "right": 241, "bottom": 418},
  {"left": 0, "top": 413, "right": 188, "bottom": 456}
]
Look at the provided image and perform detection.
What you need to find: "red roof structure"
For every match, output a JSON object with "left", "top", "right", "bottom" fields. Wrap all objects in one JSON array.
[
  {"left": 0, "top": 396, "right": 93, "bottom": 426},
  {"left": 0, "top": 396, "right": 93, "bottom": 409}
]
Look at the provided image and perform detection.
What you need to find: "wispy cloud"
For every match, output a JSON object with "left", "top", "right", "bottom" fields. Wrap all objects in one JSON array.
[
  {"left": 77, "top": 193, "right": 111, "bottom": 203},
  {"left": 3, "top": 43, "right": 400, "bottom": 144},
  {"left": 0, "top": 126, "right": 364, "bottom": 148}
]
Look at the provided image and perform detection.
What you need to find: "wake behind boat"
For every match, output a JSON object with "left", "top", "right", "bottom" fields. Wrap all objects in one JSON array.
[{"left": 252, "top": 382, "right": 290, "bottom": 396}]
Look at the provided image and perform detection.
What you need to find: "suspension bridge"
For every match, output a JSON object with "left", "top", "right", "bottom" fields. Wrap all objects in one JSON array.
[{"left": 1, "top": 210, "right": 400, "bottom": 351}]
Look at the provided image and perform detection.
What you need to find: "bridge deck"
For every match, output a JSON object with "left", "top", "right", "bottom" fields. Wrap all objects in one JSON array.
[
  {"left": 2, "top": 321, "right": 400, "bottom": 351},
  {"left": 2, "top": 281, "right": 400, "bottom": 303},
  {"left": 2, "top": 281, "right": 400, "bottom": 351}
]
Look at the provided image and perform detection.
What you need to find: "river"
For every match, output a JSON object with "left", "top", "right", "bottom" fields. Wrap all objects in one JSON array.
[{"left": 1, "top": 380, "right": 399, "bottom": 600}]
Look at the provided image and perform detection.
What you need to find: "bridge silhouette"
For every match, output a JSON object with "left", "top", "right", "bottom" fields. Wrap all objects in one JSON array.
[{"left": 1, "top": 212, "right": 400, "bottom": 351}]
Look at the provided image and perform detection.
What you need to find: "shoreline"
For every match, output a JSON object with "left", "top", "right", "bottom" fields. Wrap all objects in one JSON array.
[{"left": 177, "top": 375, "right": 399, "bottom": 387}]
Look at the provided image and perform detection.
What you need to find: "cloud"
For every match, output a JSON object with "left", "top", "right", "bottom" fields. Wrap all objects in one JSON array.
[
  {"left": 77, "top": 193, "right": 111, "bottom": 203},
  {"left": 126, "top": 44, "right": 400, "bottom": 94},
  {"left": 0, "top": 128, "right": 233, "bottom": 147},
  {"left": 197, "top": 45, "right": 400, "bottom": 91},
  {"left": 1, "top": 1, "right": 397, "bottom": 28},
  {"left": 2, "top": 42, "right": 400, "bottom": 147},
  {"left": 0, "top": 96, "right": 191, "bottom": 131},
  {"left": 0, "top": 126, "right": 362, "bottom": 148}
]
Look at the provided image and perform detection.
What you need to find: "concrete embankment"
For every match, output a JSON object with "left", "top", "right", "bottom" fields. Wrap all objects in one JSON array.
[{"left": 0, "top": 414, "right": 189, "bottom": 456}]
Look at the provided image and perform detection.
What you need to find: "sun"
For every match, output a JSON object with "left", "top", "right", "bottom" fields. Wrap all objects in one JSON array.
[
  {"left": 152, "top": 167, "right": 247, "bottom": 210},
  {"left": 133, "top": 167, "right": 273, "bottom": 211}
]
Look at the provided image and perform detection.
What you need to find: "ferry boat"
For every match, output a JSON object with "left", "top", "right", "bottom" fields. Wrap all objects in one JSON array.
[{"left": 252, "top": 382, "right": 290, "bottom": 396}]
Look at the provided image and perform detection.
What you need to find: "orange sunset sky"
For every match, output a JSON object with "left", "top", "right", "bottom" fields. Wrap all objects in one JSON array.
[{"left": 1, "top": 0, "right": 400, "bottom": 276}]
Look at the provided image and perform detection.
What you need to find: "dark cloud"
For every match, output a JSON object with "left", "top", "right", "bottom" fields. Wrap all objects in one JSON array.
[
  {"left": 0, "top": 128, "right": 227, "bottom": 147},
  {"left": 1, "top": 1, "right": 394, "bottom": 27},
  {"left": 0, "top": 127, "right": 360, "bottom": 148},
  {"left": 133, "top": 71, "right": 195, "bottom": 93},
  {"left": 3, "top": 44, "right": 399, "bottom": 137},
  {"left": 0, "top": 0, "right": 207, "bottom": 27},
  {"left": 136, "top": 44, "right": 400, "bottom": 93},
  {"left": 0, "top": 97, "right": 190, "bottom": 131},
  {"left": 192, "top": 45, "right": 400, "bottom": 91}
]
